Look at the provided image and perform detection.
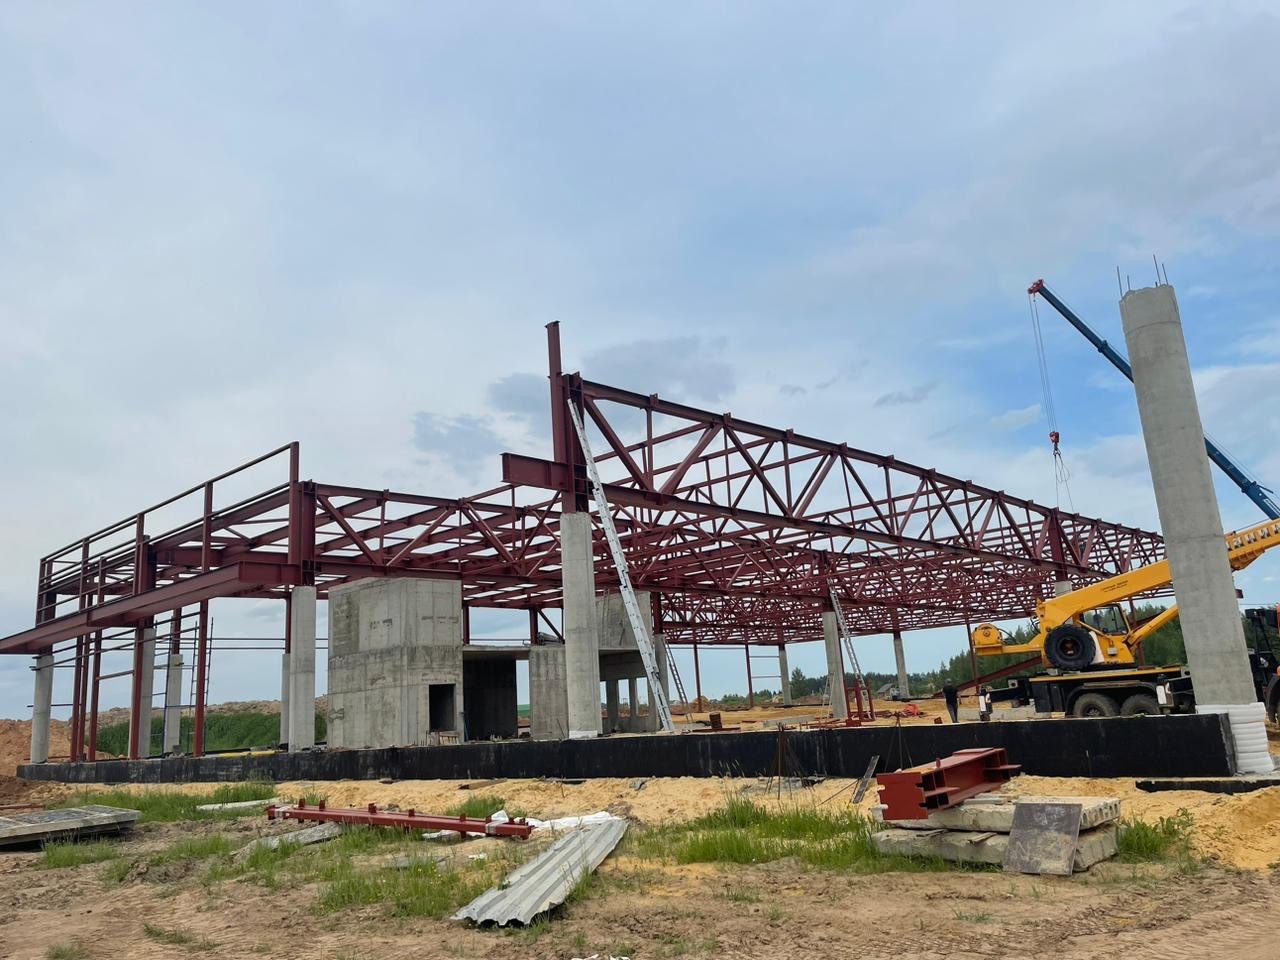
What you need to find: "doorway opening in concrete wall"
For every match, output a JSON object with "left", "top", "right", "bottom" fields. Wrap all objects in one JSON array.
[{"left": 429, "top": 684, "right": 456, "bottom": 732}]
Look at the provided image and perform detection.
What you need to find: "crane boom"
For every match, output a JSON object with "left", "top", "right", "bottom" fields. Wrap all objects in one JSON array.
[
  {"left": 1028, "top": 278, "right": 1280, "bottom": 521},
  {"left": 974, "top": 516, "right": 1280, "bottom": 669}
]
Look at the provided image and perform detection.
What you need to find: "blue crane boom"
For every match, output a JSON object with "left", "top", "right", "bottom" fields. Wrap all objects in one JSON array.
[{"left": 1029, "top": 278, "right": 1280, "bottom": 521}]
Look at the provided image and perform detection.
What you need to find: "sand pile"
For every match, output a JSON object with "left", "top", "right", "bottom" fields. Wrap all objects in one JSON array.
[{"left": 0, "top": 718, "right": 69, "bottom": 775}]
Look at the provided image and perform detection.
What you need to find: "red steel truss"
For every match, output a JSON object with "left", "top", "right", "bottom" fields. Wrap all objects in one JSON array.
[{"left": 0, "top": 323, "right": 1165, "bottom": 758}]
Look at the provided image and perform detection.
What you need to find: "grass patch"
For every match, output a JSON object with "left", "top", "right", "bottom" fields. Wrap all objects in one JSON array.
[
  {"left": 317, "top": 858, "right": 495, "bottom": 919},
  {"left": 102, "top": 858, "right": 133, "bottom": 885},
  {"left": 150, "top": 835, "right": 236, "bottom": 865},
  {"left": 142, "top": 923, "right": 214, "bottom": 950},
  {"left": 635, "top": 794, "right": 980, "bottom": 873},
  {"left": 45, "top": 945, "right": 87, "bottom": 960},
  {"left": 61, "top": 781, "right": 278, "bottom": 823},
  {"left": 96, "top": 711, "right": 324, "bottom": 756},
  {"left": 444, "top": 794, "right": 522, "bottom": 819},
  {"left": 1116, "top": 809, "right": 1197, "bottom": 864},
  {"left": 953, "top": 909, "right": 994, "bottom": 923},
  {"left": 39, "top": 839, "right": 119, "bottom": 869}
]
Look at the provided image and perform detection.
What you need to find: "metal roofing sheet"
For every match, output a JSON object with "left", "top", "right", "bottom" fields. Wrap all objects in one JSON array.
[{"left": 453, "top": 818, "right": 629, "bottom": 926}]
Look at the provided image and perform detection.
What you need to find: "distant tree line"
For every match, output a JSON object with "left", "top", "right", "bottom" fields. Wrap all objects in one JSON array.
[{"left": 780, "top": 603, "right": 1273, "bottom": 701}]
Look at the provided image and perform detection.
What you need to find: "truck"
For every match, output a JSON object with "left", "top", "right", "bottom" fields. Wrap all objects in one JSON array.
[{"left": 971, "top": 517, "right": 1280, "bottom": 719}]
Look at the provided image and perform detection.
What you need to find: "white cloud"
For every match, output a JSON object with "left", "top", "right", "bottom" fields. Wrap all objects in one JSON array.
[{"left": 989, "top": 404, "right": 1042, "bottom": 432}]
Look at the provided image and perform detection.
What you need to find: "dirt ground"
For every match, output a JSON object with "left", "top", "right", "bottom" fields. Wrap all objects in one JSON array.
[{"left": 1, "top": 772, "right": 1278, "bottom": 960}]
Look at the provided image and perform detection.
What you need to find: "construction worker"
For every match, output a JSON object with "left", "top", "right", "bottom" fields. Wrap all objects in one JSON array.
[{"left": 942, "top": 681, "right": 960, "bottom": 723}]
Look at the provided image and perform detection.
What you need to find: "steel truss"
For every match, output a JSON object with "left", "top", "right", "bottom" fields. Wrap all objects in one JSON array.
[{"left": 0, "top": 323, "right": 1165, "bottom": 759}]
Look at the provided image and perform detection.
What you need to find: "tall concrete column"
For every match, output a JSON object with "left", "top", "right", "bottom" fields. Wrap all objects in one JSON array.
[
  {"left": 605, "top": 680, "right": 620, "bottom": 732},
  {"left": 162, "top": 654, "right": 184, "bottom": 753},
  {"left": 30, "top": 653, "right": 53, "bottom": 763},
  {"left": 288, "top": 586, "right": 317, "bottom": 751},
  {"left": 130, "top": 628, "right": 156, "bottom": 757},
  {"left": 822, "top": 611, "right": 848, "bottom": 720},
  {"left": 627, "top": 677, "right": 641, "bottom": 731},
  {"left": 1121, "top": 283, "right": 1272, "bottom": 774},
  {"left": 778, "top": 645, "right": 793, "bottom": 706},
  {"left": 560, "top": 512, "right": 601, "bottom": 738},
  {"left": 279, "top": 653, "right": 290, "bottom": 746},
  {"left": 892, "top": 631, "right": 909, "bottom": 699}
]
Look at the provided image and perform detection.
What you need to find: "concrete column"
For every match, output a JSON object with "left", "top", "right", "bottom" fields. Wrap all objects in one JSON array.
[
  {"left": 822, "top": 611, "right": 848, "bottom": 720},
  {"left": 605, "top": 680, "right": 620, "bottom": 732},
  {"left": 528, "top": 643, "right": 568, "bottom": 739},
  {"left": 892, "top": 631, "right": 910, "bottom": 699},
  {"left": 645, "top": 634, "right": 669, "bottom": 732},
  {"left": 30, "top": 653, "right": 53, "bottom": 763},
  {"left": 778, "top": 645, "right": 793, "bottom": 706},
  {"left": 1121, "top": 283, "right": 1272, "bottom": 774},
  {"left": 162, "top": 654, "right": 183, "bottom": 753},
  {"left": 627, "top": 677, "right": 641, "bottom": 731},
  {"left": 279, "top": 653, "right": 290, "bottom": 746},
  {"left": 288, "top": 586, "right": 317, "bottom": 751},
  {"left": 130, "top": 628, "right": 156, "bottom": 757},
  {"left": 560, "top": 512, "right": 601, "bottom": 738}
]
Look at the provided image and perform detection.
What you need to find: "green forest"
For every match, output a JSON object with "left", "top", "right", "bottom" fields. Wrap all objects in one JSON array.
[{"left": 783, "top": 603, "right": 1277, "bottom": 701}]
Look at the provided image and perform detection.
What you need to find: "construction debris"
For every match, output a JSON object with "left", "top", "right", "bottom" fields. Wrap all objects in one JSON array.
[
  {"left": 453, "top": 817, "right": 628, "bottom": 926},
  {"left": 871, "top": 793, "right": 1121, "bottom": 873},
  {"left": 195, "top": 796, "right": 281, "bottom": 812},
  {"left": 876, "top": 748, "right": 1020, "bottom": 820},
  {"left": 235, "top": 822, "right": 344, "bottom": 858},
  {"left": 0, "top": 805, "right": 139, "bottom": 849}
]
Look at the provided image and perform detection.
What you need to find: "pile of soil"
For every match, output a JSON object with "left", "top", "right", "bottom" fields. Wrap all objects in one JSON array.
[{"left": 0, "top": 719, "right": 69, "bottom": 776}]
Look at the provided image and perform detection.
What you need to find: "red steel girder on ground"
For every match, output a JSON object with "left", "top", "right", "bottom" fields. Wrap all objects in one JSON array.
[
  {"left": 266, "top": 800, "right": 533, "bottom": 838},
  {"left": 876, "top": 748, "right": 1021, "bottom": 821}
]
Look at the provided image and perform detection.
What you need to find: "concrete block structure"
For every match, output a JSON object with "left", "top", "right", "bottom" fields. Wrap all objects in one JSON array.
[
  {"left": 328, "top": 578, "right": 465, "bottom": 749},
  {"left": 1121, "top": 283, "right": 1273, "bottom": 774},
  {"left": 529, "top": 643, "right": 569, "bottom": 739},
  {"left": 822, "top": 610, "right": 848, "bottom": 719}
]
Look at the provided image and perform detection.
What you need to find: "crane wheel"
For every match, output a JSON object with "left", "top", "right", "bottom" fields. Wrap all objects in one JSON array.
[
  {"left": 1072, "top": 692, "right": 1119, "bottom": 718},
  {"left": 1045, "top": 624, "right": 1096, "bottom": 671},
  {"left": 1120, "top": 693, "right": 1160, "bottom": 716}
]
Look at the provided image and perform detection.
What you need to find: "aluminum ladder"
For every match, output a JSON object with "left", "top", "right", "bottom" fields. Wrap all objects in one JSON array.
[{"left": 566, "top": 402, "right": 674, "bottom": 732}]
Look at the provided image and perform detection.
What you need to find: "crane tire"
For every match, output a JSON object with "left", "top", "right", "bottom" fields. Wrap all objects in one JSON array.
[
  {"left": 1120, "top": 692, "right": 1160, "bottom": 716},
  {"left": 1072, "top": 692, "right": 1119, "bottom": 718},
  {"left": 1045, "top": 624, "right": 1096, "bottom": 671}
]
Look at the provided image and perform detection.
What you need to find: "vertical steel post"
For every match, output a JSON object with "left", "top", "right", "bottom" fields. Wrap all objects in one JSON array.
[
  {"left": 88, "top": 633, "right": 102, "bottom": 761},
  {"left": 693, "top": 640, "right": 703, "bottom": 708},
  {"left": 194, "top": 601, "right": 209, "bottom": 756},
  {"left": 745, "top": 644, "right": 754, "bottom": 708}
]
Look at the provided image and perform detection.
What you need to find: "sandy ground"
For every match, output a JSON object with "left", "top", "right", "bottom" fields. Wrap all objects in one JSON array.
[{"left": 2, "top": 773, "right": 1279, "bottom": 960}]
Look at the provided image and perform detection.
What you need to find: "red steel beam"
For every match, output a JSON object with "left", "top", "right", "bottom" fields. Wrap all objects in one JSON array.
[{"left": 266, "top": 800, "right": 533, "bottom": 838}]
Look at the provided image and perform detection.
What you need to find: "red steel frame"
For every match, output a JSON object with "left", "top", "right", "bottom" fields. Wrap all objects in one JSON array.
[
  {"left": 267, "top": 800, "right": 534, "bottom": 838},
  {"left": 0, "top": 324, "right": 1166, "bottom": 762},
  {"left": 876, "top": 747, "right": 1022, "bottom": 820}
]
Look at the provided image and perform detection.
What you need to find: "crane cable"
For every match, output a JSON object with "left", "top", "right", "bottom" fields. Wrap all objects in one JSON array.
[{"left": 1029, "top": 293, "right": 1076, "bottom": 511}]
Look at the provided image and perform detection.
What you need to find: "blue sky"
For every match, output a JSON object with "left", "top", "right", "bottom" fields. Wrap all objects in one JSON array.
[{"left": 4, "top": 2, "right": 1280, "bottom": 716}]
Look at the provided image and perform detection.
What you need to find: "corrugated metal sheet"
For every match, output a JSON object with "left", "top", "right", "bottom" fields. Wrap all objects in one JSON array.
[{"left": 453, "top": 818, "right": 629, "bottom": 926}]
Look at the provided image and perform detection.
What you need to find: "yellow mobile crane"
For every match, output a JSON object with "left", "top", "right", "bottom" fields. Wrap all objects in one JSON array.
[{"left": 972, "top": 517, "right": 1280, "bottom": 718}]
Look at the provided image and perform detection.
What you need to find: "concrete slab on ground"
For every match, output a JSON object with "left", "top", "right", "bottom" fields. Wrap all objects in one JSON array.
[
  {"left": 874, "top": 795, "right": 1120, "bottom": 833},
  {"left": 872, "top": 823, "right": 1117, "bottom": 871},
  {"left": 0, "top": 805, "right": 139, "bottom": 849}
]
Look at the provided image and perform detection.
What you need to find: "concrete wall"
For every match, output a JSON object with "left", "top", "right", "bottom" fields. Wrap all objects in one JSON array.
[
  {"left": 327, "top": 578, "right": 464, "bottom": 749},
  {"left": 529, "top": 642, "right": 568, "bottom": 739}
]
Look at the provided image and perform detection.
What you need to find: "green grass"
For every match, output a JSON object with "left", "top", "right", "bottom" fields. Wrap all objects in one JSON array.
[
  {"left": 149, "top": 835, "right": 236, "bottom": 865},
  {"left": 444, "top": 794, "right": 521, "bottom": 819},
  {"left": 635, "top": 795, "right": 980, "bottom": 873},
  {"left": 102, "top": 858, "right": 133, "bottom": 885},
  {"left": 316, "top": 857, "right": 496, "bottom": 918},
  {"left": 60, "top": 781, "right": 278, "bottom": 823},
  {"left": 142, "top": 923, "right": 215, "bottom": 950},
  {"left": 39, "top": 839, "right": 120, "bottom": 869},
  {"left": 45, "top": 944, "right": 87, "bottom": 960},
  {"left": 1116, "top": 809, "right": 1197, "bottom": 864},
  {"left": 95, "top": 711, "right": 325, "bottom": 756}
]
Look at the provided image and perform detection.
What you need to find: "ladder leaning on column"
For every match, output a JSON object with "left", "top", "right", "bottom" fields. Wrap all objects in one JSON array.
[
  {"left": 829, "top": 587, "right": 872, "bottom": 719},
  {"left": 565, "top": 402, "right": 674, "bottom": 733}
]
